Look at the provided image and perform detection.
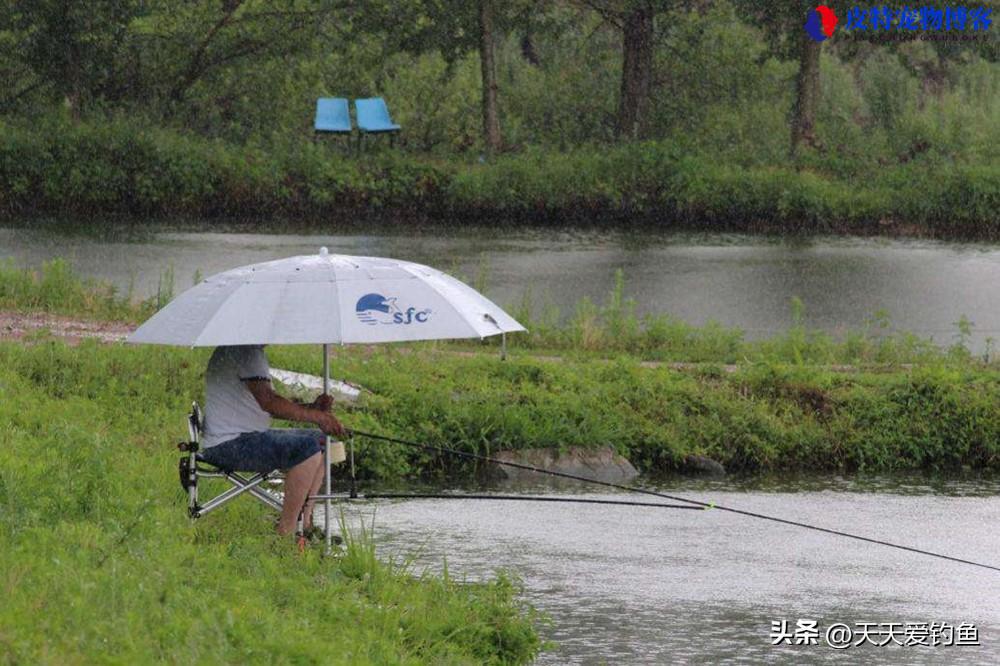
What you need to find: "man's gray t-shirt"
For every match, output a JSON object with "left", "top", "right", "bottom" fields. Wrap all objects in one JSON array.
[{"left": 203, "top": 345, "right": 272, "bottom": 448}]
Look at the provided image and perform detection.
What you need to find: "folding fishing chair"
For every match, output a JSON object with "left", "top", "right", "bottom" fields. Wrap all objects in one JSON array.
[{"left": 177, "top": 402, "right": 284, "bottom": 518}]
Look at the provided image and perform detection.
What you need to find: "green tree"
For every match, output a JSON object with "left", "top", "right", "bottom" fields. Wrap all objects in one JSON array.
[
  {"left": 578, "top": 1, "right": 678, "bottom": 140},
  {"left": 4, "top": 0, "right": 140, "bottom": 117},
  {"left": 733, "top": 1, "right": 853, "bottom": 156},
  {"left": 357, "top": 0, "right": 535, "bottom": 153},
  {"left": 132, "top": 0, "right": 349, "bottom": 107}
]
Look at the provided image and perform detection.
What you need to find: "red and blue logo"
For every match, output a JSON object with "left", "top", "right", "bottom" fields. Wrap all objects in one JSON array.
[{"left": 805, "top": 5, "right": 839, "bottom": 41}]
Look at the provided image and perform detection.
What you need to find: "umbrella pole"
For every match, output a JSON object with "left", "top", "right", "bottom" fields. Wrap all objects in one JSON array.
[{"left": 323, "top": 344, "right": 332, "bottom": 555}]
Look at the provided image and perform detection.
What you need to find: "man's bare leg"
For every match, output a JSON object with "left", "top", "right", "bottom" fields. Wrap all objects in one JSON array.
[
  {"left": 277, "top": 453, "right": 322, "bottom": 536},
  {"left": 300, "top": 460, "right": 327, "bottom": 531}
]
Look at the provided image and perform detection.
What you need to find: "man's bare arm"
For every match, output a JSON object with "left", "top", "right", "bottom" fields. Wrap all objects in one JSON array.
[{"left": 245, "top": 380, "right": 345, "bottom": 437}]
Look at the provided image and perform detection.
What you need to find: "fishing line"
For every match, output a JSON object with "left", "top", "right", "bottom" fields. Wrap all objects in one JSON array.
[{"left": 349, "top": 429, "right": 1000, "bottom": 574}]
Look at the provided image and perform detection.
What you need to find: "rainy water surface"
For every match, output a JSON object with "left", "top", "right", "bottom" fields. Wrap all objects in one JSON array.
[
  {"left": 334, "top": 475, "right": 1000, "bottom": 664},
  {"left": 5, "top": 223, "right": 1000, "bottom": 660},
  {"left": 3, "top": 224, "right": 1000, "bottom": 350}
]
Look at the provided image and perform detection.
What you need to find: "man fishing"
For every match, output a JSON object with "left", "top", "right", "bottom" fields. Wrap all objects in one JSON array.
[{"left": 198, "top": 345, "right": 345, "bottom": 537}]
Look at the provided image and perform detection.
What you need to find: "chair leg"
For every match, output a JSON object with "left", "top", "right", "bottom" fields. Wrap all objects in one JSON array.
[
  {"left": 194, "top": 469, "right": 284, "bottom": 510},
  {"left": 296, "top": 509, "right": 306, "bottom": 552},
  {"left": 187, "top": 453, "right": 199, "bottom": 517},
  {"left": 226, "top": 471, "right": 284, "bottom": 511},
  {"left": 195, "top": 471, "right": 278, "bottom": 517}
]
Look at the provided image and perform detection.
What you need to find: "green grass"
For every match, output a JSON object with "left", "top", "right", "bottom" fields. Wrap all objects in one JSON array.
[
  {"left": 1, "top": 117, "right": 997, "bottom": 236},
  {"left": 284, "top": 345, "right": 1000, "bottom": 476},
  {"left": 3, "top": 261, "right": 999, "bottom": 477},
  {"left": 1, "top": 323, "right": 998, "bottom": 662},
  {"left": 0, "top": 341, "right": 541, "bottom": 664},
  {"left": 0, "top": 258, "right": 154, "bottom": 323},
  {"left": 0, "top": 259, "right": 977, "bottom": 367}
]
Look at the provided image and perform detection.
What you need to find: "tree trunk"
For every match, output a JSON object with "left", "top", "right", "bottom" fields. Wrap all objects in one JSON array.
[
  {"left": 617, "top": 3, "right": 654, "bottom": 140},
  {"left": 62, "top": 2, "right": 81, "bottom": 121},
  {"left": 520, "top": 33, "right": 540, "bottom": 66},
  {"left": 790, "top": 32, "right": 822, "bottom": 156},
  {"left": 479, "top": 0, "right": 502, "bottom": 153}
]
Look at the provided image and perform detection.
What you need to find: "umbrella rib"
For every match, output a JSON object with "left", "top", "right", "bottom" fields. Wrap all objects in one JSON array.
[
  {"left": 190, "top": 281, "right": 251, "bottom": 347},
  {"left": 333, "top": 265, "right": 346, "bottom": 344},
  {"left": 399, "top": 266, "right": 491, "bottom": 339}
]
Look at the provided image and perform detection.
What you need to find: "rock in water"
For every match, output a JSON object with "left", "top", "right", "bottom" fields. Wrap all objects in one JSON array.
[
  {"left": 681, "top": 454, "right": 726, "bottom": 477},
  {"left": 488, "top": 447, "right": 639, "bottom": 484}
]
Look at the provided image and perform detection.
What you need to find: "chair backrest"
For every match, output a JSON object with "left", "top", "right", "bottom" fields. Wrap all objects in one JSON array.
[
  {"left": 355, "top": 97, "right": 398, "bottom": 131},
  {"left": 314, "top": 97, "right": 351, "bottom": 133},
  {"left": 188, "top": 402, "right": 203, "bottom": 443}
]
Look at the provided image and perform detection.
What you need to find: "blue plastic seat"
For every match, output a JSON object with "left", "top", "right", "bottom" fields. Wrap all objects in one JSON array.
[
  {"left": 354, "top": 97, "right": 401, "bottom": 134},
  {"left": 314, "top": 98, "right": 352, "bottom": 133}
]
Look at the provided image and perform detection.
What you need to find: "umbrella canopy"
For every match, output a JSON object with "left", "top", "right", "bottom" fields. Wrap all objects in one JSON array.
[{"left": 127, "top": 248, "right": 525, "bottom": 347}]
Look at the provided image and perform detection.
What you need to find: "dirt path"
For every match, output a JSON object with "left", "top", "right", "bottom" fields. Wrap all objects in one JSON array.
[
  {"left": 0, "top": 309, "right": 894, "bottom": 373},
  {"left": 0, "top": 310, "right": 134, "bottom": 345}
]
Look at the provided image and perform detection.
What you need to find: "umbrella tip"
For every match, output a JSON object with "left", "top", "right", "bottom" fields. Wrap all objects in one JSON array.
[{"left": 319, "top": 247, "right": 329, "bottom": 257}]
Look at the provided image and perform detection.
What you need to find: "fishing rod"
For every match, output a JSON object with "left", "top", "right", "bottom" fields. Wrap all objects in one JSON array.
[
  {"left": 348, "top": 428, "right": 1000, "bottom": 574},
  {"left": 352, "top": 492, "right": 701, "bottom": 510}
]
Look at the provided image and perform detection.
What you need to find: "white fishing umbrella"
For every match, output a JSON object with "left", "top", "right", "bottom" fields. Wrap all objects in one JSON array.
[
  {"left": 127, "top": 247, "right": 525, "bottom": 550},
  {"left": 128, "top": 247, "right": 524, "bottom": 346}
]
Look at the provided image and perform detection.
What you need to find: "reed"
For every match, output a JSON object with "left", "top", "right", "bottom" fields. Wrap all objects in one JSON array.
[{"left": 0, "top": 259, "right": 977, "bottom": 365}]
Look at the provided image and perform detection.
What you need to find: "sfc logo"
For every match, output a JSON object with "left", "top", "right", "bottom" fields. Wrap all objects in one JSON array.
[{"left": 355, "top": 293, "right": 432, "bottom": 326}]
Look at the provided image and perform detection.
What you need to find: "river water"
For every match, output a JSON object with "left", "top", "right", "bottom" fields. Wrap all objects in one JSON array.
[
  {"left": 3, "top": 225, "right": 1000, "bottom": 350},
  {"left": 5, "top": 223, "right": 1000, "bottom": 660},
  {"left": 338, "top": 476, "right": 1000, "bottom": 664}
]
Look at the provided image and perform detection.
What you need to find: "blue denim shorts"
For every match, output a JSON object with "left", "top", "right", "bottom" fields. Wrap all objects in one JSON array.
[{"left": 200, "top": 429, "right": 324, "bottom": 473}]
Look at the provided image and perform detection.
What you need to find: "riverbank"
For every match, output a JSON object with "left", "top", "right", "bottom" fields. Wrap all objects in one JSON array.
[
  {"left": 4, "top": 323, "right": 999, "bottom": 476},
  {"left": 0, "top": 340, "right": 541, "bottom": 664},
  {"left": 2, "top": 119, "right": 998, "bottom": 238},
  {"left": 3, "top": 261, "right": 998, "bottom": 476},
  {"left": 0, "top": 259, "right": 977, "bottom": 366}
]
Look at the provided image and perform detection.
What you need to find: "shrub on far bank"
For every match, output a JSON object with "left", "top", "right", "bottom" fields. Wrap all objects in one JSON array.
[{"left": 1, "top": 115, "right": 998, "bottom": 234}]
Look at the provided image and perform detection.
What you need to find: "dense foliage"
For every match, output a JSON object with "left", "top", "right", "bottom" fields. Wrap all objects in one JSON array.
[
  {"left": 1, "top": 1, "right": 997, "bottom": 232},
  {"left": 278, "top": 346, "right": 1000, "bottom": 476},
  {"left": 0, "top": 120, "right": 997, "bottom": 233}
]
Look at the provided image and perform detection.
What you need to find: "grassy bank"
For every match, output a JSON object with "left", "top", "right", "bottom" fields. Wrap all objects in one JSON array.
[
  {"left": 283, "top": 345, "right": 1000, "bottom": 476},
  {"left": 0, "top": 259, "right": 980, "bottom": 367},
  {"left": 0, "top": 258, "right": 158, "bottom": 323},
  {"left": 0, "top": 341, "right": 540, "bottom": 664},
  {"left": 1, "top": 118, "right": 998, "bottom": 236},
  {"left": 3, "top": 338, "right": 999, "bottom": 482},
  {"left": 4, "top": 261, "right": 998, "bottom": 475}
]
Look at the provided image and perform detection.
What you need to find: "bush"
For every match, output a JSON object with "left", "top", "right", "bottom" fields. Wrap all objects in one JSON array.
[{"left": 1, "top": 114, "right": 997, "bottom": 234}]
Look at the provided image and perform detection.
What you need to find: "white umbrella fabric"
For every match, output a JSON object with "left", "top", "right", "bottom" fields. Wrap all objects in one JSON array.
[
  {"left": 128, "top": 247, "right": 525, "bottom": 346},
  {"left": 127, "top": 248, "right": 525, "bottom": 550}
]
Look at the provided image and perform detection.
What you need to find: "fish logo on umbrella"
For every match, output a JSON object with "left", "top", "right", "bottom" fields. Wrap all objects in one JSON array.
[
  {"left": 356, "top": 293, "right": 432, "bottom": 326},
  {"left": 805, "top": 5, "right": 838, "bottom": 42}
]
